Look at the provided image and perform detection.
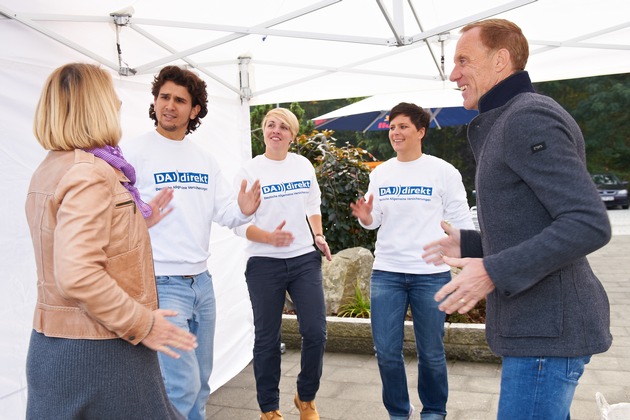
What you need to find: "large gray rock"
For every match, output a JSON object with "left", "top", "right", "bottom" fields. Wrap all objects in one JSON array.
[{"left": 321, "top": 247, "right": 373, "bottom": 315}]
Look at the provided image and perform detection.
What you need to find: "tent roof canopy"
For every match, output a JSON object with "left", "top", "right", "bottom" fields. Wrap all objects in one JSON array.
[{"left": 2, "top": 0, "right": 630, "bottom": 104}]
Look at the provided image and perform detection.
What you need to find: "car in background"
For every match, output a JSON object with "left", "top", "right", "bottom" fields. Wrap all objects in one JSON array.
[{"left": 592, "top": 173, "right": 629, "bottom": 209}]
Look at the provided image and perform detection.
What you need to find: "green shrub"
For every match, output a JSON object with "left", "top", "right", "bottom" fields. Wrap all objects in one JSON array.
[{"left": 291, "top": 131, "right": 377, "bottom": 254}]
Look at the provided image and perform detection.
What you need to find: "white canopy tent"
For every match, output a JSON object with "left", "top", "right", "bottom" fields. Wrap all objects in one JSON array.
[
  {"left": 2, "top": 0, "right": 629, "bottom": 103},
  {"left": 2, "top": 0, "right": 629, "bottom": 417}
]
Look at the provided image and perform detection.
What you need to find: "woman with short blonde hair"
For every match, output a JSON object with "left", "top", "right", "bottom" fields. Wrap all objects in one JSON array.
[
  {"left": 261, "top": 107, "right": 300, "bottom": 139},
  {"left": 235, "top": 108, "right": 330, "bottom": 420},
  {"left": 33, "top": 63, "right": 121, "bottom": 151}
]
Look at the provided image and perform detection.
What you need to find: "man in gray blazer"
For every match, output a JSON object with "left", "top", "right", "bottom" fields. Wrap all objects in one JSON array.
[{"left": 423, "top": 18, "right": 612, "bottom": 419}]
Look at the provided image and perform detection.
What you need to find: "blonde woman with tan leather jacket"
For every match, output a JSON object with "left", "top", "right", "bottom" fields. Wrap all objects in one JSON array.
[{"left": 25, "top": 63, "right": 197, "bottom": 420}]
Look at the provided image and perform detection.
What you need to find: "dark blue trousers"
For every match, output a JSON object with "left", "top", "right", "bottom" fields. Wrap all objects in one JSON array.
[{"left": 245, "top": 250, "right": 327, "bottom": 412}]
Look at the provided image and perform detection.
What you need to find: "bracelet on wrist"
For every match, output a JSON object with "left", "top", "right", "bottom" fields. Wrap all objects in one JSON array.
[{"left": 315, "top": 233, "right": 326, "bottom": 240}]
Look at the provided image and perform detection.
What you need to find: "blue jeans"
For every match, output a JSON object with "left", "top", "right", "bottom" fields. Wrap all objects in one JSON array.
[
  {"left": 245, "top": 250, "right": 327, "bottom": 413},
  {"left": 155, "top": 271, "right": 215, "bottom": 420},
  {"left": 371, "top": 270, "right": 450, "bottom": 420},
  {"left": 498, "top": 355, "right": 591, "bottom": 420}
]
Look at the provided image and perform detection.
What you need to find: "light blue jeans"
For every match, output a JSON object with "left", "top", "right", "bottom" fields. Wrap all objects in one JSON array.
[
  {"left": 155, "top": 271, "right": 215, "bottom": 420},
  {"left": 370, "top": 270, "right": 450, "bottom": 420},
  {"left": 498, "top": 355, "right": 591, "bottom": 420}
]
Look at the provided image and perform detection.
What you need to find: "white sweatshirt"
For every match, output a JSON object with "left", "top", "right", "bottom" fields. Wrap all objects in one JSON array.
[
  {"left": 123, "top": 131, "right": 250, "bottom": 275},
  {"left": 234, "top": 153, "right": 321, "bottom": 259},
  {"left": 361, "top": 154, "right": 474, "bottom": 274}
]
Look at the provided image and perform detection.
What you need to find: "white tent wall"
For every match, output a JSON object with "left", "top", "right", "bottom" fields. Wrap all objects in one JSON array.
[
  {"left": 0, "top": 62, "right": 44, "bottom": 418},
  {"left": 0, "top": 18, "right": 254, "bottom": 420}
]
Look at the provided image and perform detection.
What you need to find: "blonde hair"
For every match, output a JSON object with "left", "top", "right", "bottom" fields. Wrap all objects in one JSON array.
[
  {"left": 262, "top": 108, "right": 300, "bottom": 139},
  {"left": 33, "top": 63, "right": 122, "bottom": 151}
]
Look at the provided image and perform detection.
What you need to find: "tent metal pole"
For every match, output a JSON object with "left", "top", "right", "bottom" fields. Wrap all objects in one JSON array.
[
  {"left": 407, "top": 0, "right": 447, "bottom": 81},
  {"left": 129, "top": 23, "right": 240, "bottom": 95},
  {"left": 130, "top": 17, "right": 388, "bottom": 46},
  {"left": 376, "top": 0, "right": 405, "bottom": 46},
  {"left": 529, "top": 21, "right": 630, "bottom": 55},
  {"left": 9, "top": 13, "right": 111, "bottom": 23},
  {"left": 0, "top": 6, "right": 120, "bottom": 71},
  {"left": 238, "top": 55, "right": 252, "bottom": 102},
  {"left": 112, "top": 14, "right": 137, "bottom": 76},
  {"left": 133, "top": 0, "right": 342, "bottom": 74},
  {"left": 408, "top": 0, "right": 537, "bottom": 44}
]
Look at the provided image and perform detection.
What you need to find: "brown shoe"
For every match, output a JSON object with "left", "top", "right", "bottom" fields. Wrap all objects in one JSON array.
[
  {"left": 260, "top": 410, "right": 283, "bottom": 419},
  {"left": 294, "top": 392, "right": 319, "bottom": 420}
]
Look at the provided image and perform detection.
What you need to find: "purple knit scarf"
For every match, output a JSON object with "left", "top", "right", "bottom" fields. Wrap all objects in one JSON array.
[{"left": 84, "top": 145, "right": 152, "bottom": 218}]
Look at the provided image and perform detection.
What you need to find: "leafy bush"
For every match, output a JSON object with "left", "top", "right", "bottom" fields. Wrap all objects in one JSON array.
[{"left": 291, "top": 131, "right": 377, "bottom": 254}]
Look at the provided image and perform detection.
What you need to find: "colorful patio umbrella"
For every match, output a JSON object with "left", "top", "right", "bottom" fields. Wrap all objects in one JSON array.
[{"left": 313, "top": 89, "right": 478, "bottom": 132}]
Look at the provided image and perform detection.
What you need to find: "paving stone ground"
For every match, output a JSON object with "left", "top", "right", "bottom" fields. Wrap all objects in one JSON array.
[{"left": 208, "top": 213, "right": 630, "bottom": 419}]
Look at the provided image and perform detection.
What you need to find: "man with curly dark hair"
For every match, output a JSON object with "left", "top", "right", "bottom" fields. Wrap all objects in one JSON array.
[
  {"left": 148, "top": 65, "right": 209, "bottom": 135},
  {"left": 124, "top": 65, "right": 260, "bottom": 420}
]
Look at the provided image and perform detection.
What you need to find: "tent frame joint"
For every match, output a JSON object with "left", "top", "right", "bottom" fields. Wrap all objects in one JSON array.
[
  {"left": 118, "top": 66, "right": 137, "bottom": 76},
  {"left": 110, "top": 12, "right": 137, "bottom": 76},
  {"left": 110, "top": 13, "right": 131, "bottom": 26}
]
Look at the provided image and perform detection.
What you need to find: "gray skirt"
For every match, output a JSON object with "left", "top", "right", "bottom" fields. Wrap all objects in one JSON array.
[{"left": 26, "top": 330, "right": 184, "bottom": 420}]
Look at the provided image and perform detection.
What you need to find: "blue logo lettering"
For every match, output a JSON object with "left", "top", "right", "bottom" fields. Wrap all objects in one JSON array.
[
  {"left": 379, "top": 185, "right": 433, "bottom": 197},
  {"left": 261, "top": 180, "right": 311, "bottom": 196},
  {"left": 154, "top": 172, "right": 209, "bottom": 185}
]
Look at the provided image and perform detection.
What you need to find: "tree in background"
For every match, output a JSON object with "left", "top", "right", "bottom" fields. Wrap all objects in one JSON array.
[
  {"left": 535, "top": 73, "right": 630, "bottom": 180},
  {"left": 249, "top": 104, "right": 274, "bottom": 157},
  {"left": 423, "top": 126, "right": 476, "bottom": 206},
  {"left": 349, "top": 130, "right": 394, "bottom": 161},
  {"left": 291, "top": 132, "right": 377, "bottom": 254}
]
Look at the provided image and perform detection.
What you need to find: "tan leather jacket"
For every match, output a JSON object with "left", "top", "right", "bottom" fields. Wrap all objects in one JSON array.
[{"left": 25, "top": 150, "right": 157, "bottom": 345}]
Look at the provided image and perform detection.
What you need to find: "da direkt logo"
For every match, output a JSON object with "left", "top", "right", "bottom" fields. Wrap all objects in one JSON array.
[
  {"left": 379, "top": 185, "right": 433, "bottom": 197},
  {"left": 262, "top": 180, "right": 311, "bottom": 195},
  {"left": 154, "top": 172, "right": 209, "bottom": 184}
]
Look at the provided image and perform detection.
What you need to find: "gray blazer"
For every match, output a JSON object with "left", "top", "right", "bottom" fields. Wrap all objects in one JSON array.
[{"left": 461, "top": 72, "right": 612, "bottom": 357}]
